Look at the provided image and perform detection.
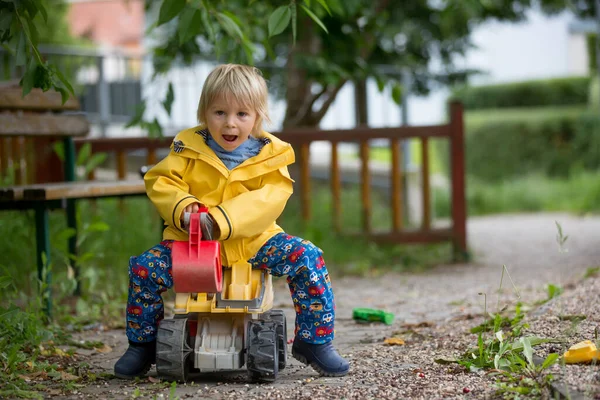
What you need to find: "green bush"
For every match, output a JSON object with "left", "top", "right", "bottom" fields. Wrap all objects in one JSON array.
[
  {"left": 432, "top": 172, "right": 600, "bottom": 217},
  {"left": 459, "top": 106, "right": 600, "bottom": 182},
  {"left": 451, "top": 76, "right": 590, "bottom": 110}
]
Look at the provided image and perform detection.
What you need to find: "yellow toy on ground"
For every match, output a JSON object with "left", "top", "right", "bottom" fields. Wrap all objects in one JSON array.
[
  {"left": 155, "top": 211, "right": 286, "bottom": 382},
  {"left": 563, "top": 340, "right": 600, "bottom": 364}
]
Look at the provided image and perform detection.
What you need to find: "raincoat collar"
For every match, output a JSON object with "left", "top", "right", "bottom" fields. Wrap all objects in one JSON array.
[{"left": 170, "top": 126, "right": 294, "bottom": 178}]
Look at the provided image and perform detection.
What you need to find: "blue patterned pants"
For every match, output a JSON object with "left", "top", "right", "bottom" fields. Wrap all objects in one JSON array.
[{"left": 126, "top": 233, "right": 336, "bottom": 345}]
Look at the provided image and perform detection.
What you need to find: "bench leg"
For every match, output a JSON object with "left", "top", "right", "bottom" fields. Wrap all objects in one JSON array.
[
  {"left": 66, "top": 198, "right": 80, "bottom": 295},
  {"left": 63, "top": 137, "right": 81, "bottom": 295},
  {"left": 34, "top": 206, "right": 52, "bottom": 317}
]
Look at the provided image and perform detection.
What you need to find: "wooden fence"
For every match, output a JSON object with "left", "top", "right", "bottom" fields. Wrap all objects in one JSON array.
[{"left": 1, "top": 102, "right": 466, "bottom": 258}]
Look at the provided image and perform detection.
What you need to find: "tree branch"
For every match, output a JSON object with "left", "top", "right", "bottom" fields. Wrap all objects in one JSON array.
[
  {"left": 311, "top": 79, "right": 348, "bottom": 122},
  {"left": 287, "top": 84, "right": 327, "bottom": 127}
]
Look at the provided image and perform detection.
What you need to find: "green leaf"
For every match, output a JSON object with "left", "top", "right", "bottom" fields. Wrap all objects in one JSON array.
[
  {"left": 146, "top": 118, "right": 163, "bottom": 138},
  {"left": 84, "top": 153, "right": 107, "bottom": 175},
  {"left": 53, "top": 67, "right": 74, "bottom": 96},
  {"left": 163, "top": 83, "right": 174, "bottom": 116},
  {"left": 21, "top": 0, "right": 38, "bottom": 19},
  {"left": 200, "top": 6, "right": 215, "bottom": 44},
  {"left": 268, "top": 6, "right": 291, "bottom": 38},
  {"left": 520, "top": 337, "right": 534, "bottom": 367},
  {"left": 126, "top": 103, "right": 146, "bottom": 128},
  {"left": 391, "top": 82, "right": 402, "bottom": 105},
  {"left": 37, "top": 1, "right": 48, "bottom": 23},
  {"left": 316, "top": 0, "right": 332, "bottom": 15},
  {"left": 33, "top": 63, "right": 52, "bottom": 91},
  {"left": 511, "top": 337, "right": 556, "bottom": 350},
  {"left": 76, "top": 143, "right": 91, "bottom": 166},
  {"left": 304, "top": 0, "right": 311, "bottom": 7},
  {"left": 178, "top": 8, "right": 203, "bottom": 45},
  {"left": 541, "top": 353, "right": 560, "bottom": 370},
  {"left": 53, "top": 141, "right": 65, "bottom": 161},
  {"left": 0, "top": 10, "right": 13, "bottom": 33},
  {"left": 326, "top": 0, "right": 345, "bottom": 15},
  {"left": 55, "top": 86, "right": 69, "bottom": 104},
  {"left": 20, "top": 58, "right": 37, "bottom": 97},
  {"left": 242, "top": 39, "right": 255, "bottom": 65},
  {"left": 291, "top": 1, "right": 297, "bottom": 44},
  {"left": 157, "top": 0, "right": 186, "bottom": 26},
  {"left": 88, "top": 221, "right": 110, "bottom": 232},
  {"left": 495, "top": 330, "right": 504, "bottom": 343},
  {"left": 0, "top": 276, "right": 12, "bottom": 289},
  {"left": 262, "top": 38, "right": 275, "bottom": 60},
  {"left": 299, "top": 4, "right": 328, "bottom": 33},
  {"left": 375, "top": 75, "right": 386, "bottom": 92},
  {"left": 222, "top": 10, "right": 244, "bottom": 27},
  {"left": 25, "top": 17, "right": 38, "bottom": 45},
  {"left": 217, "top": 12, "right": 244, "bottom": 40},
  {"left": 15, "top": 30, "right": 26, "bottom": 66}
]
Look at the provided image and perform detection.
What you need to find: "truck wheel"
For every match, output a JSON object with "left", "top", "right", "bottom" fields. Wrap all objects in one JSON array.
[
  {"left": 265, "top": 310, "right": 287, "bottom": 370},
  {"left": 246, "top": 319, "right": 278, "bottom": 382},
  {"left": 156, "top": 318, "right": 194, "bottom": 382}
]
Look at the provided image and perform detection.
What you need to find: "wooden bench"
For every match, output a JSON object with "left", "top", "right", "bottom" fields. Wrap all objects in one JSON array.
[
  {"left": 0, "top": 83, "right": 153, "bottom": 314},
  {"left": 0, "top": 180, "right": 147, "bottom": 305}
]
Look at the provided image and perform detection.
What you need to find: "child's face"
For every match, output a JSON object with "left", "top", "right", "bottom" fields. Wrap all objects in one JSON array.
[{"left": 206, "top": 96, "right": 257, "bottom": 152}]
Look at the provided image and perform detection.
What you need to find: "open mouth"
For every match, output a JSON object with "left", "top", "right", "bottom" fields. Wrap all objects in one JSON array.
[{"left": 222, "top": 135, "right": 237, "bottom": 142}]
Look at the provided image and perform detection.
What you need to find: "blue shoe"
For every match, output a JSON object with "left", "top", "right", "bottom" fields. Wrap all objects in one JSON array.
[
  {"left": 292, "top": 339, "right": 349, "bottom": 377},
  {"left": 114, "top": 341, "right": 156, "bottom": 379}
]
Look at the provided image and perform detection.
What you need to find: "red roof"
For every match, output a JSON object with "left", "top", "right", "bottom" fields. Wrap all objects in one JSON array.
[{"left": 67, "top": 0, "right": 144, "bottom": 50}]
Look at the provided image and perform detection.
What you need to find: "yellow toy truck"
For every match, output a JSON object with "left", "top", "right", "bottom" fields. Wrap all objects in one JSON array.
[{"left": 155, "top": 211, "right": 287, "bottom": 382}]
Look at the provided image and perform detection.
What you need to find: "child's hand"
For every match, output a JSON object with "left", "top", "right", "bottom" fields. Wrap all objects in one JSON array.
[{"left": 181, "top": 202, "right": 202, "bottom": 225}]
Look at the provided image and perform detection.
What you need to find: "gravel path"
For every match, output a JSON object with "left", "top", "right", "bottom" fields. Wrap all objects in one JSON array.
[{"left": 67, "top": 213, "right": 600, "bottom": 399}]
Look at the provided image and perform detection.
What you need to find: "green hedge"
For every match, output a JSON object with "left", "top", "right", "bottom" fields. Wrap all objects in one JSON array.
[
  {"left": 451, "top": 77, "right": 591, "bottom": 110},
  {"left": 461, "top": 106, "right": 600, "bottom": 182}
]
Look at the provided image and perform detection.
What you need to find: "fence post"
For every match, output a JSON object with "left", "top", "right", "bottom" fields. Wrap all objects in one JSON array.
[{"left": 450, "top": 102, "right": 468, "bottom": 261}]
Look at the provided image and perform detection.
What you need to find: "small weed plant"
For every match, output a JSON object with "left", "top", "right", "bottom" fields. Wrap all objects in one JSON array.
[
  {"left": 0, "top": 274, "right": 109, "bottom": 399},
  {"left": 442, "top": 222, "right": 583, "bottom": 398},
  {"left": 437, "top": 266, "right": 563, "bottom": 399}
]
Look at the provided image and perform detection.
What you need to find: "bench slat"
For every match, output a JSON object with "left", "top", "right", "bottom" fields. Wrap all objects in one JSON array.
[
  {"left": 0, "top": 83, "right": 80, "bottom": 111},
  {"left": 0, "top": 180, "right": 146, "bottom": 202},
  {"left": 0, "top": 111, "right": 89, "bottom": 136},
  {"left": 24, "top": 180, "right": 146, "bottom": 200}
]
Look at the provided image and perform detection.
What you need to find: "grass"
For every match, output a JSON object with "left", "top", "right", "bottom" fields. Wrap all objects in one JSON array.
[
  {"left": 281, "top": 183, "right": 452, "bottom": 276},
  {"left": 1, "top": 184, "right": 451, "bottom": 304},
  {"left": 431, "top": 171, "right": 600, "bottom": 218},
  {"left": 464, "top": 105, "right": 588, "bottom": 132},
  {"left": 0, "top": 183, "right": 450, "bottom": 398},
  {"left": 342, "top": 139, "right": 448, "bottom": 174}
]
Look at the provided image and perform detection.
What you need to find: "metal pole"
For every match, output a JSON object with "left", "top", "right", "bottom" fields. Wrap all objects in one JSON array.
[{"left": 97, "top": 55, "right": 110, "bottom": 136}]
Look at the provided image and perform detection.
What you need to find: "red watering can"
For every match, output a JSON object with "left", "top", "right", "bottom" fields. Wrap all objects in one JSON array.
[{"left": 172, "top": 207, "right": 222, "bottom": 293}]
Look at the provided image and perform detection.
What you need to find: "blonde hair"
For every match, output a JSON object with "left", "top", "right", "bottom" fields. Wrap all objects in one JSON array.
[{"left": 197, "top": 64, "right": 270, "bottom": 135}]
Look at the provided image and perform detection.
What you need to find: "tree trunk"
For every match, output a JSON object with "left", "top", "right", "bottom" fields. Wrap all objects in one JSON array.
[
  {"left": 283, "top": 17, "right": 320, "bottom": 129},
  {"left": 354, "top": 79, "right": 368, "bottom": 126}
]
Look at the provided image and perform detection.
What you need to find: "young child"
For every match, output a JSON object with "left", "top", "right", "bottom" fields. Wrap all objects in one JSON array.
[{"left": 114, "top": 64, "right": 349, "bottom": 379}]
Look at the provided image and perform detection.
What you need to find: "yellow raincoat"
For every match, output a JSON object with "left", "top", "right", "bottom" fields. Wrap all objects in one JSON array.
[{"left": 144, "top": 126, "right": 295, "bottom": 266}]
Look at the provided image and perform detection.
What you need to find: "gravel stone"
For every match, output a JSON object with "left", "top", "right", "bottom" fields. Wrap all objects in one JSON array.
[{"left": 58, "top": 213, "right": 600, "bottom": 399}]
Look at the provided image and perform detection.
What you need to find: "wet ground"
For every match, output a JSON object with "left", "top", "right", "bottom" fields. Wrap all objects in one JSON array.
[{"left": 59, "top": 213, "right": 600, "bottom": 399}]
